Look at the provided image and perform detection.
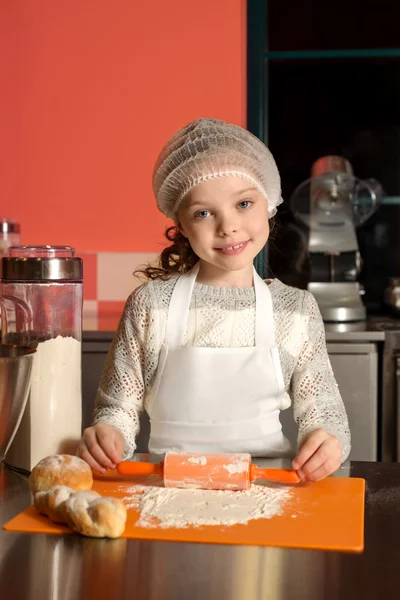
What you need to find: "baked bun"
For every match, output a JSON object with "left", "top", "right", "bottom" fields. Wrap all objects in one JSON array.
[
  {"left": 62, "top": 491, "right": 127, "bottom": 538},
  {"left": 86, "top": 497, "right": 127, "bottom": 538},
  {"left": 34, "top": 485, "right": 75, "bottom": 523},
  {"left": 29, "top": 455, "right": 93, "bottom": 495}
]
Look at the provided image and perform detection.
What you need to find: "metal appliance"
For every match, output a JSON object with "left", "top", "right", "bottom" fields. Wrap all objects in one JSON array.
[
  {"left": 290, "top": 156, "right": 383, "bottom": 322},
  {"left": 384, "top": 277, "right": 400, "bottom": 316},
  {"left": 370, "top": 320, "right": 400, "bottom": 462},
  {"left": 0, "top": 245, "right": 83, "bottom": 472},
  {"left": 0, "top": 344, "right": 36, "bottom": 468}
]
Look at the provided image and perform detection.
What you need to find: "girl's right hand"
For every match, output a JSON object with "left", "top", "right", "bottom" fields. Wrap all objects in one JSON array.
[{"left": 77, "top": 424, "right": 125, "bottom": 473}]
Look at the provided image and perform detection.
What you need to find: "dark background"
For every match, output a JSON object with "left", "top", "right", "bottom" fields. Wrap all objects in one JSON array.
[{"left": 257, "top": 0, "right": 400, "bottom": 311}]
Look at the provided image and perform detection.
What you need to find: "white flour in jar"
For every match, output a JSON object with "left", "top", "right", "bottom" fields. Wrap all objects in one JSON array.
[
  {"left": 6, "top": 336, "right": 82, "bottom": 469},
  {"left": 121, "top": 483, "right": 291, "bottom": 529}
]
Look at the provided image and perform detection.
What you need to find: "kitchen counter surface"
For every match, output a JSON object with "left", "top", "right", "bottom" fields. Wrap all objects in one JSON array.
[{"left": 1, "top": 461, "right": 400, "bottom": 600}]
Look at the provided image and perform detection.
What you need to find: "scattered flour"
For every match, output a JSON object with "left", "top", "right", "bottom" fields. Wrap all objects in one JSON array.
[
  {"left": 223, "top": 461, "right": 249, "bottom": 475},
  {"left": 121, "top": 484, "right": 291, "bottom": 529},
  {"left": 187, "top": 456, "right": 207, "bottom": 466}
]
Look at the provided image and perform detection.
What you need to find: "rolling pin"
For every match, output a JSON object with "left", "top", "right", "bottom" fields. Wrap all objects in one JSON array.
[{"left": 117, "top": 452, "right": 300, "bottom": 491}]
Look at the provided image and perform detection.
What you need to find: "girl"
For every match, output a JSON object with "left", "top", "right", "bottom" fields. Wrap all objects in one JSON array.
[{"left": 77, "top": 118, "right": 351, "bottom": 483}]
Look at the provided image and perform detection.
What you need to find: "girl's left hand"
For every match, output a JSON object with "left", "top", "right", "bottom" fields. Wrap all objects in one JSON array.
[{"left": 291, "top": 428, "right": 342, "bottom": 482}]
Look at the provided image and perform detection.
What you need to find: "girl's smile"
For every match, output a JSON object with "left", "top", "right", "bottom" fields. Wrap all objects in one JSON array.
[{"left": 214, "top": 240, "right": 250, "bottom": 255}]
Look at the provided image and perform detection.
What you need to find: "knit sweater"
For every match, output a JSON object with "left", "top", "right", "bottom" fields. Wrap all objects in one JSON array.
[{"left": 93, "top": 276, "right": 351, "bottom": 461}]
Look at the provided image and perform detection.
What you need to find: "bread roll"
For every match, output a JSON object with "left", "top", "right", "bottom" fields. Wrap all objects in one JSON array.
[
  {"left": 86, "top": 497, "right": 127, "bottom": 538},
  {"left": 29, "top": 455, "right": 93, "bottom": 495},
  {"left": 62, "top": 492, "right": 127, "bottom": 538},
  {"left": 34, "top": 485, "right": 75, "bottom": 523},
  {"left": 61, "top": 490, "right": 101, "bottom": 531}
]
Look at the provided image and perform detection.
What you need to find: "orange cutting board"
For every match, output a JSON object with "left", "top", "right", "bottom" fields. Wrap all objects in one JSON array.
[{"left": 3, "top": 472, "right": 365, "bottom": 552}]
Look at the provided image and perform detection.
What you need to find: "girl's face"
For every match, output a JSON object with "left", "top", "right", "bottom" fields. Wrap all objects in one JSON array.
[{"left": 178, "top": 176, "right": 270, "bottom": 276}]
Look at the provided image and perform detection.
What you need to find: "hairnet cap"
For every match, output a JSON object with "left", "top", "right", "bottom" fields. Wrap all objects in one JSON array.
[{"left": 152, "top": 118, "right": 283, "bottom": 220}]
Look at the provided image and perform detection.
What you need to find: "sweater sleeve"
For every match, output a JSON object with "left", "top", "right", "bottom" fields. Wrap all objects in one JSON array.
[
  {"left": 92, "top": 285, "right": 153, "bottom": 459},
  {"left": 290, "top": 291, "right": 351, "bottom": 462}
]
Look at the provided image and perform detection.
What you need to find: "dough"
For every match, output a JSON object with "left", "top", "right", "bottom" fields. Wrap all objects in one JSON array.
[
  {"left": 33, "top": 487, "right": 127, "bottom": 538},
  {"left": 30, "top": 455, "right": 127, "bottom": 538},
  {"left": 62, "top": 491, "right": 127, "bottom": 538},
  {"left": 29, "top": 455, "right": 93, "bottom": 495},
  {"left": 34, "top": 485, "right": 74, "bottom": 523}
]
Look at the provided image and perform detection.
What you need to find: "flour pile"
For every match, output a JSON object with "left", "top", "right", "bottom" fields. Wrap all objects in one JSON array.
[{"left": 121, "top": 484, "right": 291, "bottom": 529}]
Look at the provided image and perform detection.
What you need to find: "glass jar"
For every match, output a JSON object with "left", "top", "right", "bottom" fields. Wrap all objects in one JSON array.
[{"left": 0, "top": 218, "right": 20, "bottom": 274}]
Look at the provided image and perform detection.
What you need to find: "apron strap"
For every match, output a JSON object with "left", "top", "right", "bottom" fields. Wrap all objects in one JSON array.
[
  {"left": 253, "top": 269, "right": 276, "bottom": 347},
  {"left": 165, "top": 263, "right": 276, "bottom": 348},
  {"left": 165, "top": 263, "right": 200, "bottom": 347}
]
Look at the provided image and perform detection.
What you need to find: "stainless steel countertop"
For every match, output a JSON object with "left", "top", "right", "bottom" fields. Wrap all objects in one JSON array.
[{"left": 2, "top": 461, "right": 400, "bottom": 600}]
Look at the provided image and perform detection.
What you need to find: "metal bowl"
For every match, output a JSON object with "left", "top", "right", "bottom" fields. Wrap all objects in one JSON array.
[{"left": 0, "top": 344, "right": 36, "bottom": 466}]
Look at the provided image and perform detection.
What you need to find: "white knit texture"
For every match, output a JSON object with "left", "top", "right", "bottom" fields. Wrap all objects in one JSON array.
[
  {"left": 93, "top": 278, "right": 351, "bottom": 462},
  {"left": 152, "top": 118, "right": 283, "bottom": 219}
]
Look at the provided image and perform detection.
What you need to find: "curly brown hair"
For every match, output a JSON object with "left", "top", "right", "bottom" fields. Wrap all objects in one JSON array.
[
  {"left": 134, "top": 226, "right": 199, "bottom": 281},
  {"left": 134, "top": 218, "right": 276, "bottom": 282}
]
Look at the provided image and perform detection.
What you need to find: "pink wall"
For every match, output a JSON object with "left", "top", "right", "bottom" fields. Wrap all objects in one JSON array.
[{"left": 1, "top": 1, "right": 247, "bottom": 253}]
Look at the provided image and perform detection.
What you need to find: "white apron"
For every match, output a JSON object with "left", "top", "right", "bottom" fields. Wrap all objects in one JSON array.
[{"left": 147, "top": 264, "right": 291, "bottom": 456}]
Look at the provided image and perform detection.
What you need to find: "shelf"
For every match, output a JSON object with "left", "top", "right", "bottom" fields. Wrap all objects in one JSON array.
[
  {"left": 382, "top": 197, "right": 400, "bottom": 206},
  {"left": 264, "top": 48, "right": 400, "bottom": 61}
]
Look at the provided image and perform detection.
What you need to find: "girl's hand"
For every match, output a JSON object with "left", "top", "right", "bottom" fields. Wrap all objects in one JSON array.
[
  {"left": 291, "top": 428, "right": 342, "bottom": 482},
  {"left": 77, "top": 424, "right": 125, "bottom": 474}
]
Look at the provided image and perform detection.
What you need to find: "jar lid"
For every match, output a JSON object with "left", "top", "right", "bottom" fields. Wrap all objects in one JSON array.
[
  {"left": 0, "top": 218, "right": 20, "bottom": 235},
  {"left": 1, "top": 256, "right": 83, "bottom": 282}
]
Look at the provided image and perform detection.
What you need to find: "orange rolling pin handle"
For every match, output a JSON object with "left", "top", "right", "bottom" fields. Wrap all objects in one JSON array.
[
  {"left": 250, "top": 464, "right": 301, "bottom": 485},
  {"left": 116, "top": 461, "right": 164, "bottom": 477}
]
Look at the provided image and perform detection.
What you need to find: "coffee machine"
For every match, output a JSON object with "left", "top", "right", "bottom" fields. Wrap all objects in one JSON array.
[{"left": 290, "top": 156, "right": 383, "bottom": 322}]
